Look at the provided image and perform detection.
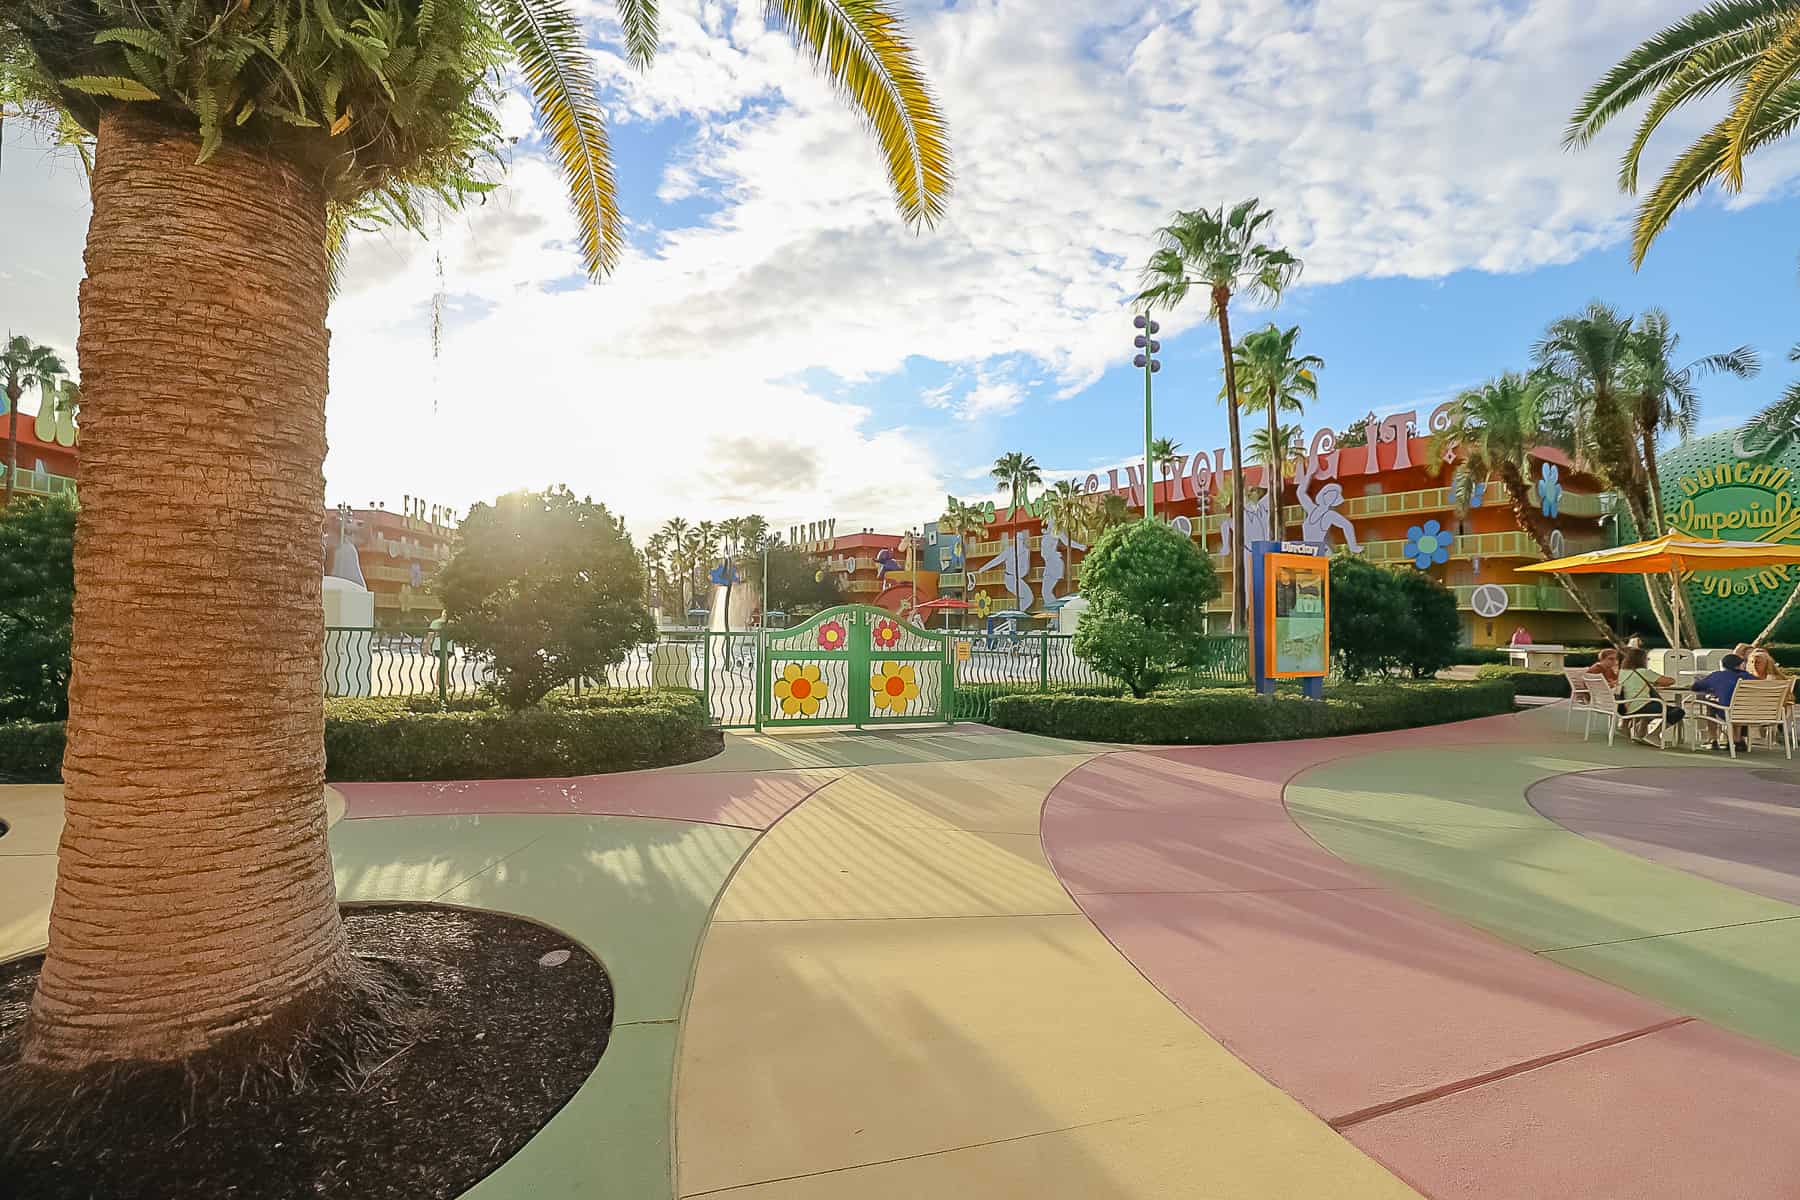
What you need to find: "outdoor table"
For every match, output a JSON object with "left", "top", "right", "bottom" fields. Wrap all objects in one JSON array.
[{"left": 1507, "top": 644, "right": 1567, "bottom": 671}]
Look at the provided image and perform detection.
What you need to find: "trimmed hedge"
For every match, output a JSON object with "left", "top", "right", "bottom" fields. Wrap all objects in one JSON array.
[
  {"left": 985, "top": 678, "right": 1517, "bottom": 745},
  {"left": 0, "top": 691, "right": 720, "bottom": 785},
  {"left": 1473, "top": 663, "right": 1574, "bottom": 697},
  {"left": 1449, "top": 646, "right": 1512, "bottom": 666},
  {"left": 325, "top": 691, "right": 718, "bottom": 780},
  {"left": 0, "top": 720, "right": 66, "bottom": 783}
]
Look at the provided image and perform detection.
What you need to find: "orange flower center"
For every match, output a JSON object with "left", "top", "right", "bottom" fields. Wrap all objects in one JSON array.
[
  {"left": 791, "top": 678, "right": 813, "bottom": 700},
  {"left": 885, "top": 675, "right": 906, "bottom": 697}
]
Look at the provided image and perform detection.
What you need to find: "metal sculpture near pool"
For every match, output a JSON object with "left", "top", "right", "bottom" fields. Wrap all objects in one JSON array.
[{"left": 760, "top": 604, "right": 953, "bottom": 728}]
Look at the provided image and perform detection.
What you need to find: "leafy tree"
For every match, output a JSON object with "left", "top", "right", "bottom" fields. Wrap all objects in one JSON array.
[
  {"left": 1391, "top": 569, "right": 1461, "bottom": 679},
  {"left": 1568, "top": 2, "right": 1800, "bottom": 264},
  {"left": 0, "top": 495, "right": 75, "bottom": 721},
  {"left": 1232, "top": 323, "right": 1321, "bottom": 540},
  {"left": 1430, "top": 372, "right": 1621, "bottom": 647},
  {"left": 1248, "top": 421, "right": 1305, "bottom": 480},
  {"left": 440, "top": 488, "right": 654, "bottom": 711},
  {"left": 2, "top": 334, "right": 66, "bottom": 506},
  {"left": 1138, "top": 200, "right": 1300, "bottom": 632},
  {"left": 1074, "top": 518, "right": 1218, "bottom": 697},
  {"left": 1328, "top": 554, "right": 1408, "bottom": 683},
  {"left": 763, "top": 545, "right": 840, "bottom": 620}
]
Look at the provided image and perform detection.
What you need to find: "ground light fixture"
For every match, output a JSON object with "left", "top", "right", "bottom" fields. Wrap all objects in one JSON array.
[{"left": 1133, "top": 314, "right": 1162, "bottom": 519}]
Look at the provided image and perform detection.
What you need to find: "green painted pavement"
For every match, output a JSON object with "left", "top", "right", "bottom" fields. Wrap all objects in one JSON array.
[
  {"left": 461, "top": 1024, "right": 677, "bottom": 1200},
  {"left": 670, "top": 725, "right": 1100, "bottom": 773},
  {"left": 1288, "top": 736, "right": 1800, "bottom": 1055},
  {"left": 330, "top": 813, "right": 757, "bottom": 1199}
]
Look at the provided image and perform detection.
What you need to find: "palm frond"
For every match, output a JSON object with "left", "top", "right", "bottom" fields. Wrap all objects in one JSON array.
[
  {"left": 614, "top": 0, "right": 661, "bottom": 69},
  {"left": 1619, "top": 34, "right": 1774, "bottom": 192},
  {"left": 1722, "top": 16, "right": 1800, "bottom": 186},
  {"left": 1564, "top": 0, "right": 1786, "bottom": 146},
  {"left": 493, "top": 0, "right": 623, "bottom": 279},
  {"left": 764, "top": 0, "right": 952, "bottom": 228},
  {"left": 1742, "top": 378, "right": 1800, "bottom": 455}
]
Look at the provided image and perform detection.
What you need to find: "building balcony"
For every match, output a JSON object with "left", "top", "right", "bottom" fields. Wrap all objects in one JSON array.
[
  {"left": 4, "top": 467, "right": 77, "bottom": 501},
  {"left": 938, "top": 571, "right": 965, "bottom": 589},
  {"left": 844, "top": 579, "right": 883, "bottom": 595},
  {"left": 1450, "top": 582, "right": 1604, "bottom": 614}
]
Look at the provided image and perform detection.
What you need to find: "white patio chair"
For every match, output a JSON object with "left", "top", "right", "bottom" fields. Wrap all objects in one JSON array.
[
  {"left": 1689, "top": 679, "right": 1794, "bottom": 759},
  {"left": 1582, "top": 675, "right": 1626, "bottom": 746},
  {"left": 1563, "top": 668, "right": 1598, "bottom": 733}
]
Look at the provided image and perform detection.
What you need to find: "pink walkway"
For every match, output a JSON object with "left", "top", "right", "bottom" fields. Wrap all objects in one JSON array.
[{"left": 1040, "top": 716, "right": 1800, "bottom": 1198}]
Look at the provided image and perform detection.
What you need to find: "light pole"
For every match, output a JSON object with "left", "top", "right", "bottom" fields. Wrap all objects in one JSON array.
[{"left": 1133, "top": 314, "right": 1162, "bottom": 519}]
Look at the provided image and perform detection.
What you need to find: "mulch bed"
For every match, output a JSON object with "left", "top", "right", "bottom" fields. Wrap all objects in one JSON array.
[{"left": 0, "top": 906, "right": 613, "bottom": 1199}]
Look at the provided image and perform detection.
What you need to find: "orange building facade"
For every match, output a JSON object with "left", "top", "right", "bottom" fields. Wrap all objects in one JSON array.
[{"left": 3, "top": 410, "right": 80, "bottom": 502}]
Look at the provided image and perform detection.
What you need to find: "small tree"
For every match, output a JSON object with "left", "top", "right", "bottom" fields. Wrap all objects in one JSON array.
[
  {"left": 1329, "top": 553, "right": 1408, "bottom": 682},
  {"left": 439, "top": 487, "right": 655, "bottom": 710},
  {"left": 763, "top": 545, "right": 841, "bottom": 620},
  {"left": 0, "top": 495, "right": 75, "bottom": 721},
  {"left": 1392, "top": 569, "right": 1461, "bottom": 679},
  {"left": 1074, "top": 519, "right": 1218, "bottom": 697}
]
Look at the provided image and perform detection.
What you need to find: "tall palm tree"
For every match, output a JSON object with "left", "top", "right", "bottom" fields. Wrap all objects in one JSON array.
[
  {"left": 1567, "top": 2, "right": 1800, "bottom": 265},
  {"left": 990, "top": 451, "right": 1042, "bottom": 513},
  {"left": 940, "top": 496, "right": 980, "bottom": 575},
  {"left": 1137, "top": 200, "right": 1300, "bottom": 630},
  {"left": 1232, "top": 324, "right": 1320, "bottom": 541},
  {"left": 1430, "top": 373, "right": 1622, "bottom": 647},
  {"left": 2, "top": 334, "right": 66, "bottom": 506},
  {"left": 1045, "top": 478, "right": 1092, "bottom": 544},
  {"left": 1149, "top": 436, "right": 1182, "bottom": 503},
  {"left": 1, "top": 0, "right": 949, "bottom": 1071},
  {"left": 1626, "top": 309, "right": 1759, "bottom": 517},
  {"left": 660, "top": 516, "right": 692, "bottom": 610}
]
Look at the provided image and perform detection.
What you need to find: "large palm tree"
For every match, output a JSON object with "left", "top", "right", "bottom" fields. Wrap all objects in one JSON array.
[
  {"left": 1137, "top": 200, "right": 1300, "bottom": 630},
  {"left": 1567, "top": 2, "right": 1800, "bottom": 265},
  {"left": 2, "top": 334, "right": 66, "bottom": 506},
  {"left": 990, "top": 451, "right": 1042, "bottom": 513},
  {"left": 1431, "top": 373, "right": 1623, "bottom": 647},
  {"left": 1, "top": 0, "right": 949, "bottom": 1071},
  {"left": 1741, "top": 345, "right": 1800, "bottom": 455},
  {"left": 1045, "top": 478, "right": 1092, "bottom": 544},
  {"left": 1149, "top": 436, "right": 1181, "bottom": 504},
  {"left": 940, "top": 495, "right": 981, "bottom": 575},
  {"left": 1626, "top": 309, "right": 1758, "bottom": 518},
  {"left": 1231, "top": 324, "right": 1320, "bottom": 541}
]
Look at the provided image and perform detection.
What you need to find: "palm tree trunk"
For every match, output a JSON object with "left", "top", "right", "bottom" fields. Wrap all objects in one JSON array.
[
  {"left": 1502, "top": 464, "right": 1621, "bottom": 648},
  {"left": 24, "top": 111, "right": 347, "bottom": 1068},
  {"left": 4, "top": 385, "right": 17, "bottom": 506},
  {"left": 1215, "top": 289, "right": 1246, "bottom": 633},
  {"left": 1266, "top": 382, "right": 1281, "bottom": 543},
  {"left": 1640, "top": 428, "right": 1702, "bottom": 646}
]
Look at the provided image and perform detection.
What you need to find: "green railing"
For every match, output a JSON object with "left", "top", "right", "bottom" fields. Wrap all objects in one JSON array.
[
  {"left": 324, "top": 626, "right": 1250, "bottom": 728},
  {"left": 949, "top": 633, "right": 1248, "bottom": 722}
]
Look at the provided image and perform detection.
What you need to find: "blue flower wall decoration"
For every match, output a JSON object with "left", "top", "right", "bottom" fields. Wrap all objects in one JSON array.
[
  {"left": 1536, "top": 463, "right": 1562, "bottom": 518},
  {"left": 1404, "top": 520, "right": 1453, "bottom": 569}
]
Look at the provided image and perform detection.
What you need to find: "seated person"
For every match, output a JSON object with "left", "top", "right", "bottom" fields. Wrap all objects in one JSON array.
[
  {"left": 1750, "top": 648, "right": 1790, "bottom": 683},
  {"left": 1691, "top": 653, "right": 1756, "bottom": 752},
  {"left": 1588, "top": 648, "right": 1620, "bottom": 687},
  {"left": 1616, "top": 647, "right": 1683, "bottom": 745}
]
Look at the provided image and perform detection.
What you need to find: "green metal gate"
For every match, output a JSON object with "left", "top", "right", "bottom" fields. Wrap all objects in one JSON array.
[{"left": 758, "top": 604, "right": 952, "bottom": 729}]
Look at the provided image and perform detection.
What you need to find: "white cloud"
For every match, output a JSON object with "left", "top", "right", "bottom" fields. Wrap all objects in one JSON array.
[{"left": 2, "top": 0, "right": 1778, "bottom": 537}]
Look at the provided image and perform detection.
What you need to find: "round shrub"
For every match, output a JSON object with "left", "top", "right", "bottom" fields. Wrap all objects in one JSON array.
[{"left": 1074, "top": 519, "right": 1219, "bottom": 697}]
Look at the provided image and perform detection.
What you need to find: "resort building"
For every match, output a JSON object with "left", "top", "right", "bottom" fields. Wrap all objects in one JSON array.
[
  {"left": 321, "top": 502, "right": 457, "bottom": 630},
  {"left": 802, "top": 412, "right": 1614, "bottom": 646},
  {"left": 3, "top": 407, "right": 79, "bottom": 502}
]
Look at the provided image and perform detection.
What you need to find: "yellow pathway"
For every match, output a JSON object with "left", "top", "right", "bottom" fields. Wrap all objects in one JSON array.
[{"left": 674, "top": 751, "right": 1420, "bottom": 1199}]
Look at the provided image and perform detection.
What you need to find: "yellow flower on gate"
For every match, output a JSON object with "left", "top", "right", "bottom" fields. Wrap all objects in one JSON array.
[
  {"left": 870, "top": 661, "right": 919, "bottom": 714},
  {"left": 773, "top": 662, "right": 827, "bottom": 717}
]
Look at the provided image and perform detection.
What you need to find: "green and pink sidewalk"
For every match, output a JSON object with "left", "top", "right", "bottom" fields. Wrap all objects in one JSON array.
[{"left": 6, "top": 708, "right": 1800, "bottom": 1196}]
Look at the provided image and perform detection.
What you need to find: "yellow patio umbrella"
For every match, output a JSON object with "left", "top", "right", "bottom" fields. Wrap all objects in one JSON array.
[{"left": 1520, "top": 533, "right": 1800, "bottom": 645}]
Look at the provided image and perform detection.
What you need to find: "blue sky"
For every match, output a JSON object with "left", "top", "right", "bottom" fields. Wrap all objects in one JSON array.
[{"left": 4, "top": 0, "right": 1798, "bottom": 535}]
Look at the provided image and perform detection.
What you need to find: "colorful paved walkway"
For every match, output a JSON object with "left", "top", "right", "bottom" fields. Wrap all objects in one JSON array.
[{"left": 5, "top": 709, "right": 1800, "bottom": 1197}]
